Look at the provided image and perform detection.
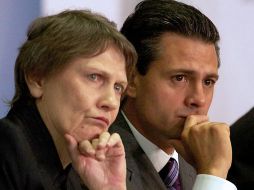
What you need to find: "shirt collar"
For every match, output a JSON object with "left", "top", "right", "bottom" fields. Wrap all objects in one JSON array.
[{"left": 121, "top": 110, "right": 178, "bottom": 172}]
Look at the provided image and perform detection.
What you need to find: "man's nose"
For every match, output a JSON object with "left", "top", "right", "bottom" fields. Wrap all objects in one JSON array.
[{"left": 185, "top": 83, "right": 206, "bottom": 108}]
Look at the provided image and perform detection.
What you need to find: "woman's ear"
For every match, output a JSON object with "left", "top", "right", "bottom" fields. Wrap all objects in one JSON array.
[{"left": 25, "top": 74, "right": 44, "bottom": 98}]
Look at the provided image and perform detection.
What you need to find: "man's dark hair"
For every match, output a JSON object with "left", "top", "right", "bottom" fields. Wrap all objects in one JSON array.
[{"left": 121, "top": 0, "right": 220, "bottom": 75}]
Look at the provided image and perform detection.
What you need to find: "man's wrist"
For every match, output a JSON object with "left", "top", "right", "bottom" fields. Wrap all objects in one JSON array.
[
  {"left": 197, "top": 167, "right": 228, "bottom": 179},
  {"left": 193, "top": 174, "right": 237, "bottom": 190}
]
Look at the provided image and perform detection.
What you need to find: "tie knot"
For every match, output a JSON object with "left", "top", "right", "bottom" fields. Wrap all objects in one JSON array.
[{"left": 159, "top": 158, "right": 181, "bottom": 190}]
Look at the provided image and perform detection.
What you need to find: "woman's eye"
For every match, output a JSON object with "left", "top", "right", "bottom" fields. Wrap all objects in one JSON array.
[{"left": 114, "top": 84, "right": 124, "bottom": 94}]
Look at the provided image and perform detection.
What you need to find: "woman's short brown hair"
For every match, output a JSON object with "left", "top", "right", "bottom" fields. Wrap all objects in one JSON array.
[{"left": 12, "top": 9, "right": 137, "bottom": 106}]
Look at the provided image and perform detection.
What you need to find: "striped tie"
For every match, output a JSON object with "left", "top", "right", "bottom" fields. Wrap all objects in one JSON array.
[{"left": 159, "top": 158, "right": 181, "bottom": 190}]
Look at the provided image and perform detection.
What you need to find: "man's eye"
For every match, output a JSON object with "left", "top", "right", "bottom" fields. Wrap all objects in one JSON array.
[
  {"left": 173, "top": 75, "right": 186, "bottom": 82},
  {"left": 88, "top": 74, "right": 99, "bottom": 81},
  {"left": 204, "top": 79, "right": 216, "bottom": 87}
]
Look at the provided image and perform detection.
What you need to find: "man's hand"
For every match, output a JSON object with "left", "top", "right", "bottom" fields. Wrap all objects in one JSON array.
[
  {"left": 169, "top": 115, "right": 232, "bottom": 179},
  {"left": 65, "top": 132, "right": 126, "bottom": 190}
]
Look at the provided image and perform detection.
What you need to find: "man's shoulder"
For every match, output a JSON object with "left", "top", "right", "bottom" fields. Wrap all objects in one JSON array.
[
  {"left": 229, "top": 107, "right": 254, "bottom": 164},
  {"left": 228, "top": 107, "right": 254, "bottom": 190},
  {"left": 230, "top": 107, "right": 254, "bottom": 139},
  {"left": 231, "top": 107, "right": 254, "bottom": 129}
]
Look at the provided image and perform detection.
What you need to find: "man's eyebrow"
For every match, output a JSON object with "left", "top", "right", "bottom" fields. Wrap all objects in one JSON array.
[
  {"left": 206, "top": 73, "right": 219, "bottom": 80},
  {"left": 168, "top": 69, "right": 219, "bottom": 79}
]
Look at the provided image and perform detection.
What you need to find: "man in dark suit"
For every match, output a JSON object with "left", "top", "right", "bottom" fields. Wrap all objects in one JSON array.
[
  {"left": 110, "top": 0, "right": 237, "bottom": 189},
  {"left": 227, "top": 107, "right": 254, "bottom": 190}
]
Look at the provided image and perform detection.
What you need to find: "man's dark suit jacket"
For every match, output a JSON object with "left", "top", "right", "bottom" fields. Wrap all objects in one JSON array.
[
  {"left": 0, "top": 102, "right": 85, "bottom": 190},
  {"left": 227, "top": 107, "right": 254, "bottom": 190},
  {"left": 109, "top": 112, "right": 196, "bottom": 190}
]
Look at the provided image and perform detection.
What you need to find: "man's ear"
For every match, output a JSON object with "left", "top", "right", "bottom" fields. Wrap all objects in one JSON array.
[
  {"left": 25, "top": 74, "right": 44, "bottom": 98},
  {"left": 126, "top": 70, "right": 139, "bottom": 98}
]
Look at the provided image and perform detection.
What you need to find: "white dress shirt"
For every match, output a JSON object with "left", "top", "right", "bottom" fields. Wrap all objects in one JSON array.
[{"left": 121, "top": 111, "right": 237, "bottom": 190}]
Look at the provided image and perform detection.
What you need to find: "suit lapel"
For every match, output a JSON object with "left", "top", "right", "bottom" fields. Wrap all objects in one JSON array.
[
  {"left": 109, "top": 112, "right": 167, "bottom": 190},
  {"left": 179, "top": 155, "right": 197, "bottom": 190}
]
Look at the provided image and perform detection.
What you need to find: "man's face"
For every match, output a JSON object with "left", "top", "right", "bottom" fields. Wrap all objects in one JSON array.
[
  {"left": 32, "top": 46, "right": 127, "bottom": 142},
  {"left": 126, "top": 33, "right": 218, "bottom": 146}
]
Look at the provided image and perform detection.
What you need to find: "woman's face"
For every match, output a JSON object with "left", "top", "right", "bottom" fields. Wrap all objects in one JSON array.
[{"left": 29, "top": 46, "right": 127, "bottom": 142}]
